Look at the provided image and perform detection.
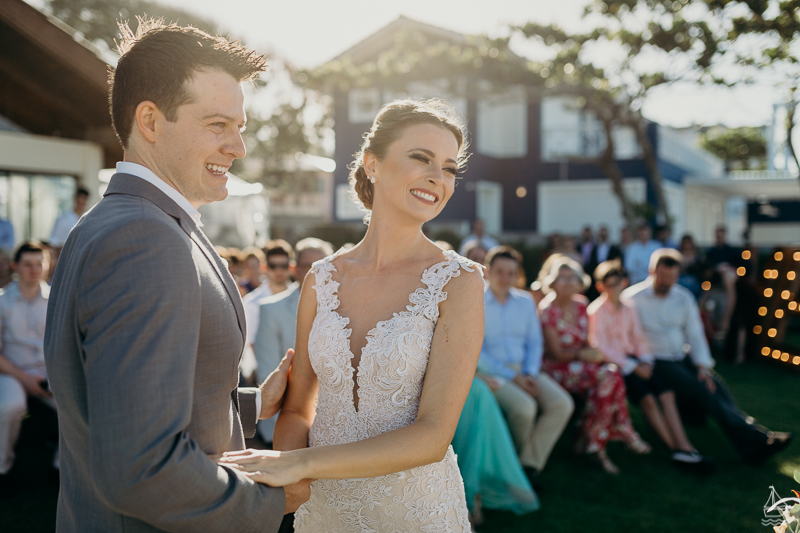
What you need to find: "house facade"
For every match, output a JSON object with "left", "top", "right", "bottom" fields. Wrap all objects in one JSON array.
[{"left": 323, "top": 16, "right": 777, "bottom": 246}]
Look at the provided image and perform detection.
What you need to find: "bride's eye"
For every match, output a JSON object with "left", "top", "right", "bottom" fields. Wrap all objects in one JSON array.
[{"left": 410, "top": 153, "right": 430, "bottom": 164}]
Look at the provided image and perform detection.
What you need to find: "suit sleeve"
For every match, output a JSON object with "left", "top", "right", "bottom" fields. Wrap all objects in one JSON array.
[
  {"left": 76, "top": 216, "right": 284, "bottom": 533},
  {"left": 238, "top": 387, "right": 260, "bottom": 438}
]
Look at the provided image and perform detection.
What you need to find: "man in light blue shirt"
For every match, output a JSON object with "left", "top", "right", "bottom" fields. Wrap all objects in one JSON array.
[
  {"left": 478, "top": 246, "right": 573, "bottom": 479},
  {"left": 624, "top": 224, "right": 661, "bottom": 284}
]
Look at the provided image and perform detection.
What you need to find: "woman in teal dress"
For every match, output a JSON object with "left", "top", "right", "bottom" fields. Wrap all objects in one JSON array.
[{"left": 452, "top": 376, "right": 540, "bottom": 521}]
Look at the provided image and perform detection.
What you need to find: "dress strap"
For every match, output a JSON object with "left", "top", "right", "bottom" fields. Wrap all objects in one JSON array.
[
  {"left": 311, "top": 250, "right": 343, "bottom": 313},
  {"left": 413, "top": 250, "right": 481, "bottom": 323}
]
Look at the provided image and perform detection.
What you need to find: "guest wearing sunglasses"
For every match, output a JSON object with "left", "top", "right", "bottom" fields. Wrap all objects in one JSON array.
[{"left": 242, "top": 240, "right": 296, "bottom": 379}]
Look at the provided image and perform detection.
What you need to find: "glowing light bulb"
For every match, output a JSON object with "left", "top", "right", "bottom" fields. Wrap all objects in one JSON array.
[
  {"left": 737, "top": 267, "right": 746, "bottom": 276},
  {"left": 794, "top": 356, "right": 800, "bottom": 365},
  {"left": 782, "top": 291, "right": 791, "bottom": 299},
  {"left": 701, "top": 281, "right": 711, "bottom": 291},
  {"left": 776, "top": 310, "right": 784, "bottom": 319},
  {"left": 772, "top": 349, "right": 781, "bottom": 358},
  {"left": 762, "top": 347, "right": 771, "bottom": 356},
  {"left": 758, "top": 307, "right": 767, "bottom": 316},
  {"left": 765, "top": 288, "right": 773, "bottom": 297},
  {"left": 789, "top": 271, "right": 796, "bottom": 281},
  {"left": 790, "top": 302, "right": 798, "bottom": 311},
  {"left": 781, "top": 353, "right": 790, "bottom": 362},
  {"left": 768, "top": 328, "right": 777, "bottom": 337},
  {"left": 775, "top": 251, "right": 784, "bottom": 261},
  {"left": 795, "top": 251, "right": 800, "bottom": 261},
  {"left": 764, "top": 271, "right": 772, "bottom": 279},
  {"left": 754, "top": 325, "right": 763, "bottom": 334},
  {"left": 742, "top": 250, "right": 751, "bottom": 260}
]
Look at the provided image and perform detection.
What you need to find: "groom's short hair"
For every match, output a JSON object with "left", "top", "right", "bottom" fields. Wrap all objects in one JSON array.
[{"left": 109, "top": 17, "right": 268, "bottom": 148}]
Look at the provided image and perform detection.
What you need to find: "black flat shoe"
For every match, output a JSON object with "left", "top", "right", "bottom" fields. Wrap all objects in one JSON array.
[
  {"left": 671, "top": 450, "right": 716, "bottom": 475},
  {"left": 745, "top": 432, "right": 793, "bottom": 466},
  {"left": 523, "top": 466, "right": 544, "bottom": 493}
]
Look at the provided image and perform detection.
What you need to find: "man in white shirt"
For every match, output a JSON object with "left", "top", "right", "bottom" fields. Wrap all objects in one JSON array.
[
  {"left": 49, "top": 187, "right": 89, "bottom": 248},
  {"left": 458, "top": 219, "right": 499, "bottom": 256},
  {"left": 625, "top": 248, "right": 792, "bottom": 465},
  {"left": 623, "top": 224, "right": 661, "bottom": 285},
  {"left": 0, "top": 241, "right": 56, "bottom": 495}
]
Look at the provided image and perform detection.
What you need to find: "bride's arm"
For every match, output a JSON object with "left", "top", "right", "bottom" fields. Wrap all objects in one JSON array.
[
  {"left": 221, "top": 268, "right": 485, "bottom": 486},
  {"left": 272, "top": 271, "right": 319, "bottom": 453}
]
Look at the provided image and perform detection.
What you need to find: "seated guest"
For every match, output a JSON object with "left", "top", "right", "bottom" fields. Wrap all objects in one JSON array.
[
  {"left": 625, "top": 249, "right": 793, "bottom": 465},
  {"left": 243, "top": 240, "right": 295, "bottom": 352},
  {"left": 0, "top": 242, "right": 58, "bottom": 495},
  {"left": 588, "top": 260, "right": 713, "bottom": 471},
  {"left": 584, "top": 225, "right": 623, "bottom": 301},
  {"left": 677, "top": 234, "right": 706, "bottom": 299},
  {"left": 706, "top": 225, "right": 742, "bottom": 338},
  {"left": 227, "top": 247, "right": 244, "bottom": 278},
  {"left": 452, "top": 376, "right": 539, "bottom": 525},
  {"left": 478, "top": 246, "right": 574, "bottom": 486},
  {"left": 540, "top": 256, "right": 650, "bottom": 475},
  {"left": 252, "top": 238, "right": 333, "bottom": 444},
  {"left": 238, "top": 246, "right": 267, "bottom": 295},
  {"left": 624, "top": 224, "right": 661, "bottom": 285},
  {"left": 459, "top": 218, "right": 499, "bottom": 256},
  {"left": 462, "top": 241, "right": 488, "bottom": 267}
]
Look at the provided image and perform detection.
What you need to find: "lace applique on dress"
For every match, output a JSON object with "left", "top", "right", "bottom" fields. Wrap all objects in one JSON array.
[{"left": 294, "top": 249, "right": 477, "bottom": 533}]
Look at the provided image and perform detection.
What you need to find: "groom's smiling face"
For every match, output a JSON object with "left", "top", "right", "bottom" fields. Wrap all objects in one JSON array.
[{"left": 151, "top": 69, "right": 247, "bottom": 208}]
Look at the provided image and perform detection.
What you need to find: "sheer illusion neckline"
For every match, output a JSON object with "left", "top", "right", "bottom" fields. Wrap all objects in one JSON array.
[{"left": 325, "top": 248, "right": 457, "bottom": 413}]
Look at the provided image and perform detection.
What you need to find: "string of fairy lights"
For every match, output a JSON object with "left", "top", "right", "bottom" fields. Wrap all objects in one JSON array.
[{"left": 753, "top": 249, "right": 800, "bottom": 368}]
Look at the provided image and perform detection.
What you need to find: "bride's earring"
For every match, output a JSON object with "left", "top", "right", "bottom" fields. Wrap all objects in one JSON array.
[{"left": 369, "top": 175, "right": 376, "bottom": 184}]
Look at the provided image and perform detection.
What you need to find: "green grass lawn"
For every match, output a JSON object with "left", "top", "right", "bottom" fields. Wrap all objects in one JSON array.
[{"left": 1, "top": 358, "right": 797, "bottom": 533}]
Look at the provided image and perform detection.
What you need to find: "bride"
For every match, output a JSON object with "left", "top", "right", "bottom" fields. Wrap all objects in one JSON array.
[{"left": 221, "top": 99, "right": 484, "bottom": 532}]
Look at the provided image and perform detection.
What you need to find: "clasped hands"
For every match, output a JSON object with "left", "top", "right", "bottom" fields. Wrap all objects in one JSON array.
[{"left": 219, "top": 448, "right": 313, "bottom": 514}]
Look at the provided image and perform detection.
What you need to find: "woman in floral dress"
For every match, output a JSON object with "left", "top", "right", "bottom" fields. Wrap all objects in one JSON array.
[{"left": 539, "top": 256, "right": 650, "bottom": 474}]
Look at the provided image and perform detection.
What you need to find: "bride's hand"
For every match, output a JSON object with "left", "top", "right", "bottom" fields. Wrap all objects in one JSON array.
[{"left": 219, "top": 448, "right": 306, "bottom": 487}]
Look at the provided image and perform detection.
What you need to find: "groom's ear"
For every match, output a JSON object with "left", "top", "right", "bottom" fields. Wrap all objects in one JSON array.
[{"left": 134, "top": 100, "right": 159, "bottom": 144}]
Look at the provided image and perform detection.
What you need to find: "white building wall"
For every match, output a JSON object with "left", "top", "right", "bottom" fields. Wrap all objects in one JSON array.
[
  {"left": 475, "top": 180, "right": 502, "bottom": 235},
  {"left": 476, "top": 85, "right": 527, "bottom": 158},
  {"left": 537, "top": 178, "right": 647, "bottom": 237},
  {"left": 540, "top": 96, "right": 640, "bottom": 161},
  {"left": 663, "top": 180, "right": 687, "bottom": 239},
  {"left": 0, "top": 131, "right": 103, "bottom": 201},
  {"left": 684, "top": 184, "right": 727, "bottom": 245}
]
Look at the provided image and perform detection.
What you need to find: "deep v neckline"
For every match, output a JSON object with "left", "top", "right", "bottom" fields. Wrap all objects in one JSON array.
[{"left": 325, "top": 250, "right": 455, "bottom": 413}]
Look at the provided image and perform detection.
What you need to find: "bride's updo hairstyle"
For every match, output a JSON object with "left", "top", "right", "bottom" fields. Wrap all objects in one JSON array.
[{"left": 348, "top": 99, "right": 469, "bottom": 220}]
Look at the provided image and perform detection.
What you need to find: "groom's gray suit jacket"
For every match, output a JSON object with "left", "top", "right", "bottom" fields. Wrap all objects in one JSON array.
[{"left": 44, "top": 174, "right": 285, "bottom": 533}]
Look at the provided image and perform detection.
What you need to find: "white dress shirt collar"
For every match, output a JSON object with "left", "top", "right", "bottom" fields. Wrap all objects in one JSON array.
[{"left": 116, "top": 162, "right": 203, "bottom": 227}]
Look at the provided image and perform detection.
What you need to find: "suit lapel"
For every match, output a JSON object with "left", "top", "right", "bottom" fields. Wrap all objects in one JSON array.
[
  {"left": 104, "top": 173, "right": 247, "bottom": 346},
  {"left": 187, "top": 226, "right": 246, "bottom": 345}
]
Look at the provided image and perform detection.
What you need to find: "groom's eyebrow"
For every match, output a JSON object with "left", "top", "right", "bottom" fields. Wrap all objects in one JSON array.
[{"left": 202, "top": 113, "right": 247, "bottom": 126}]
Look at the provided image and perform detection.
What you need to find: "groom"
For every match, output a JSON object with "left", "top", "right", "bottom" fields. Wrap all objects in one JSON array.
[{"left": 44, "top": 20, "right": 307, "bottom": 532}]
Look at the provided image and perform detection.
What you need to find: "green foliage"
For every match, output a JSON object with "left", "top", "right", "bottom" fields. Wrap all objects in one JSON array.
[
  {"left": 699, "top": 126, "right": 768, "bottom": 170},
  {"left": 42, "top": 0, "right": 330, "bottom": 192},
  {"left": 44, "top": 0, "right": 218, "bottom": 50},
  {"left": 304, "top": 27, "right": 539, "bottom": 97}
]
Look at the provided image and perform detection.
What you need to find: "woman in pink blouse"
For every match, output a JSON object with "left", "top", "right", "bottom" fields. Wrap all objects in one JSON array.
[
  {"left": 540, "top": 257, "right": 649, "bottom": 475},
  {"left": 588, "top": 259, "right": 712, "bottom": 470}
]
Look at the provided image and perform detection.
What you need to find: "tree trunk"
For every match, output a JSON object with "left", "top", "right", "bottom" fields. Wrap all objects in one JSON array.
[
  {"left": 632, "top": 118, "right": 670, "bottom": 229},
  {"left": 785, "top": 96, "right": 800, "bottom": 182},
  {"left": 597, "top": 117, "right": 637, "bottom": 231}
]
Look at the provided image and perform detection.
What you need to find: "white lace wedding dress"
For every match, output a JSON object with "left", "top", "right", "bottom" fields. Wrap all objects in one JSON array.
[{"left": 293, "top": 249, "right": 476, "bottom": 533}]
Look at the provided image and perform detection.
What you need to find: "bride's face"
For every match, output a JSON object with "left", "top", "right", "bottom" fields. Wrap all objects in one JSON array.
[{"left": 366, "top": 123, "right": 459, "bottom": 224}]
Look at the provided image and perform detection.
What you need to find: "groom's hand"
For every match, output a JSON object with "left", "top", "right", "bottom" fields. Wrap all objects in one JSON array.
[
  {"left": 259, "top": 349, "right": 294, "bottom": 419},
  {"left": 284, "top": 479, "right": 312, "bottom": 514}
]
